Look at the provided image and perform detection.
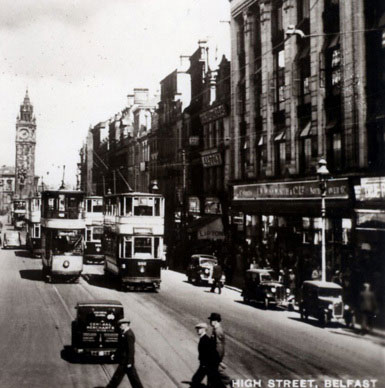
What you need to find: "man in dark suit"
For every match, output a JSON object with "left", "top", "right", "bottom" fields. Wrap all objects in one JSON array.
[
  {"left": 106, "top": 318, "right": 144, "bottom": 388},
  {"left": 191, "top": 322, "right": 221, "bottom": 388},
  {"left": 210, "top": 263, "right": 223, "bottom": 294}
]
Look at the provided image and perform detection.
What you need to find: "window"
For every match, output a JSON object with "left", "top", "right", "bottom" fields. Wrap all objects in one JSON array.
[
  {"left": 86, "top": 199, "right": 92, "bottom": 213},
  {"left": 93, "top": 199, "right": 103, "bottom": 213},
  {"left": 155, "top": 198, "right": 161, "bottom": 216},
  {"left": 274, "top": 50, "right": 285, "bottom": 110},
  {"left": 92, "top": 227, "right": 103, "bottom": 242},
  {"left": 86, "top": 228, "right": 92, "bottom": 242},
  {"left": 133, "top": 197, "right": 154, "bottom": 216},
  {"left": 134, "top": 237, "right": 152, "bottom": 255},
  {"left": 298, "top": 0, "right": 310, "bottom": 20},
  {"left": 119, "top": 236, "right": 132, "bottom": 258},
  {"left": 34, "top": 224, "right": 40, "bottom": 238},
  {"left": 332, "top": 132, "right": 342, "bottom": 170},
  {"left": 125, "top": 197, "right": 132, "bottom": 215},
  {"left": 154, "top": 237, "right": 160, "bottom": 258}
]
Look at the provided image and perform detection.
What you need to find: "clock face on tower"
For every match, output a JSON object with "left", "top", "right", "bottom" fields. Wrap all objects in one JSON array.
[{"left": 18, "top": 128, "right": 30, "bottom": 141}]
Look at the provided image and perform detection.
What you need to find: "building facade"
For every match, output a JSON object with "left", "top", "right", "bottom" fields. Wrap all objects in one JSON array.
[
  {"left": 229, "top": 0, "right": 385, "bottom": 300},
  {"left": 0, "top": 166, "right": 15, "bottom": 214}
]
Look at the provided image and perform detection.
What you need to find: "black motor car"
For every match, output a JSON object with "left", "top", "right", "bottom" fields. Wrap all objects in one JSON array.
[
  {"left": 242, "top": 268, "right": 288, "bottom": 309},
  {"left": 71, "top": 300, "right": 124, "bottom": 358},
  {"left": 299, "top": 280, "right": 348, "bottom": 326},
  {"left": 186, "top": 254, "right": 225, "bottom": 286}
]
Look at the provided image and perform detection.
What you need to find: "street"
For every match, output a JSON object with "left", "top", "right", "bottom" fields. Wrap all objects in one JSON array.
[{"left": 0, "top": 228, "right": 384, "bottom": 388}]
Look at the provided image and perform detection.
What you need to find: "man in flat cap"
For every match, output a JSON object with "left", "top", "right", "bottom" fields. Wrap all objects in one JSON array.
[
  {"left": 106, "top": 318, "right": 143, "bottom": 388},
  {"left": 191, "top": 322, "right": 221, "bottom": 388},
  {"left": 208, "top": 313, "right": 231, "bottom": 387}
]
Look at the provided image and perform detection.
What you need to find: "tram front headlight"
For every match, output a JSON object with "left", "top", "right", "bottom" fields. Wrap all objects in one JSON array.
[
  {"left": 63, "top": 260, "right": 70, "bottom": 268},
  {"left": 121, "top": 264, "right": 126, "bottom": 269}
]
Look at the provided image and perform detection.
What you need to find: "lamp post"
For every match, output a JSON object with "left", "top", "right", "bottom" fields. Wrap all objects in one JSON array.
[{"left": 317, "top": 158, "right": 330, "bottom": 282}]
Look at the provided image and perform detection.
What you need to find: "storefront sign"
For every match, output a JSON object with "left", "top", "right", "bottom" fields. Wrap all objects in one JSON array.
[
  {"left": 201, "top": 151, "right": 222, "bottom": 167},
  {"left": 199, "top": 104, "right": 227, "bottom": 124},
  {"left": 233, "top": 179, "right": 349, "bottom": 200},
  {"left": 354, "top": 177, "right": 385, "bottom": 201}
]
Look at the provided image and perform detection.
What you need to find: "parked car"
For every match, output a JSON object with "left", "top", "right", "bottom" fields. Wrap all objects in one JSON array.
[
  {"left": 242, "top": 268, "right": 288, "bottom": 309},
  {"left": 186, "top": 254, "right": 225, "bottom": 286},
  {"left": 3, "top": 231, "right": 22, "bottom": 249},
  {"left": 299, "top": 280, "right": 348, "bottom": 326},
  {"left": 71, "top": 300, "right": 124, "bottom": 358}
]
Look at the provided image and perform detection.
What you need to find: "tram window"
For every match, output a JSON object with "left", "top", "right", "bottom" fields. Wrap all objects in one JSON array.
[
  {"left": 34, "top": 225, "right": 40, "bottom": 238},
  {"left": 86, "top": 228, "right": 92, "bottom": 242},
  {"left": 154, "top": 237, "right": 160, "bottom": 258},
  {"left": 58, "top": 195, "right": 66, "bottom": 211},
  {"left": 93, "top": 199, "right": 103, "bottom": 213},
  {"left": 93, "top": 227, "right": 103, "bottom": 241},
  {"left": 120, "top": 197, "right": 124, "bottom": 216},
  {"left": 125, "top": 238, "right": 132, "bottom": 258},
  {"left": 155, "top": 198, "right": 161, "bottom": 216},
  {"left": 125, "top": 197, "right": 132, "bottom": 215},
  {"left": 86, "top": 200, "right": 92, "bottom": 213},
  {"left": 48, "top": 198, "right": 54, "bottom": 210},
  {"left": 134, "top": 237, "right": 152, "bottom": 254},
  {"left": 133, "top": 198, "right": 153, "bottom": 216}
]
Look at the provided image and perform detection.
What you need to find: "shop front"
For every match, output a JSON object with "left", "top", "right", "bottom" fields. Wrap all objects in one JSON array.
[{"left": 231, "top": 178, "right": 353, "bottom": 283}]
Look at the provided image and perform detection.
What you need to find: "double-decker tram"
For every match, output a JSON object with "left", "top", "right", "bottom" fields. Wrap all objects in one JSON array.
[
  {"left": 12, "top": 199, "right": 26, "bottom": 230},
  {"left": 84, "top": 196, "right": 104, "bottom": 264},
  {"left": 25, "top": 195, "right": 42, "bottom": 257},
  {"left": 103, "top": 192, "right": 165, "bottom": 291},
  {"left": 41, "top": 189, "right": 85, "bottom": 283}
]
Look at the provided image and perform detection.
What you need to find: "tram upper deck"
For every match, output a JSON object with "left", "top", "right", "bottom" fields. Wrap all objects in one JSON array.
[
  {"left": 103, "top": 192, "right": 164, "bottom": 235},
  {"left": 41, "top": 190, "right": 85, "bottom": 229},
  {"left": 84, "top": 196, "right": 104, "bottom": 226}
]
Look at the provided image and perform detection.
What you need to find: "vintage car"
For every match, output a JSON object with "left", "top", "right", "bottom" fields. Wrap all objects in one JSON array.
[
  {"left": 71, "top": 300, "right": 124, "bottom": 358},
  {"left": 3, "top": 231, "right": 22, "bottom": 249},
  {"left": 186, "top": 254, "right": 225, "bottom": 286},
  {"left": 299, "top": 280, "right": 347, "bottom": 326},
  {"left": 242, "top": 268, "right": 288, "bottom": 309}
]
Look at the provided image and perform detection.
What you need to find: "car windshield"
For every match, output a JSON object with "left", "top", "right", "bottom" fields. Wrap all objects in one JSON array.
[
  {"left": 260, "top": 273, "right": 273, "bottom": 282},
  {"left": 200, "top": 258, "right": 217, "bottom": 265},
  {"left": 6, "top": 232, "right": 19, "bottom": 239},
  {"left": 318, "top": 288, "right": 342, "bottom": 298}
]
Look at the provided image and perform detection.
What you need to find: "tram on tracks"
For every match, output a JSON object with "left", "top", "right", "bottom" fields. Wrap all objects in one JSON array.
[
  {"left": 11, "top": 199, "right": 26, "bottom": 230},
  {"left": 84, "top": 196, "right": 104, "bottom": 264},
  {"left": 25, "top": 195, "right": 42, "bottom": 257},
  {"left": 103, "top": 192, "right": 165, "bottom": 291},
  {"left": 40, "top": 189, "right": 85, "bottom": 283}
]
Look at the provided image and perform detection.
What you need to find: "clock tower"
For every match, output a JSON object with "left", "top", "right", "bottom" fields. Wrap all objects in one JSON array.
[{"left": 15, "top": 90, "right": 36, "bottom": 198}]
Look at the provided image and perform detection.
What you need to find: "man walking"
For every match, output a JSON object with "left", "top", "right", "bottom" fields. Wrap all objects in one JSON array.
[
  {"left": 359, "top": 283, "right": 377, "bottom": 335},
  {"left": 210, "top": 262, "right": 223, "bottom": 294},
  {"left": 208, "top": 313, "right": 231, "bottom": 387},
  {"left": 106, "top": 318, "right": 144, "bottom": 388},
  {"left": 191, "top": 322, "right": 220, "bottom": 388}
]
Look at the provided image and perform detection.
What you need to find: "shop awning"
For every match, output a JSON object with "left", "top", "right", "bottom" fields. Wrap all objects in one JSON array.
[
  {"left": 274, "top": 131, "right": 286, "bottom": 142},
  {"left": 187, "top": 216, "right": 225, "bottom": 240},
  {"left": 299, "top": 121, "right": 312, "bottom": 137}
]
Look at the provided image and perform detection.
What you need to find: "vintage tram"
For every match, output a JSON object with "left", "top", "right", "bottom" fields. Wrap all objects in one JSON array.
[
  {"left": 25, "top": 195, "right": 42, "bottom": 257},
  {"left": 40, "top": 189, "right": 85, "bottom": 282},
  {"left": 11, "top": 199, "right": 26, "bottom": 230},
  {"left": 84, "top": 196, "right": 104, "bottom": 264},
  {"left": 103, "top": 192, "right": 165, "bottom": 291}
]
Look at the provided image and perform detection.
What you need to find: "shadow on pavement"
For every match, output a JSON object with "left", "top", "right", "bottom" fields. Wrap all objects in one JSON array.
[
  {"left": 14, "top": 250, "right": 33, "bottom": 259},
  {"left": 234, "top": 299, "right": 281, "bottom": 311},
  {"left": 19, "top": 269, "right": 43, "bottom": 282},
  {"left": 61, "top": 345, "right": 116, "bottom": 365},
  {"left": 82, "top": 274, "right": 118, "bottom": 291}
]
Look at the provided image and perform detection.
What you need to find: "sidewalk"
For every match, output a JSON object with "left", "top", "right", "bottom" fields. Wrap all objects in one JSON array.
[{"left": 223, "top": 278, "right": 385, "bottom": 340}]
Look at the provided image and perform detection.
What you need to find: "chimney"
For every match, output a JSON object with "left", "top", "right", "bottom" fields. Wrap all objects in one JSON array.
[
  {"left": 134, "top": 88, "right": 149, "bottom": 104},
  {"left": 127, "top": 94, "right": 135, "bottom": 107}
]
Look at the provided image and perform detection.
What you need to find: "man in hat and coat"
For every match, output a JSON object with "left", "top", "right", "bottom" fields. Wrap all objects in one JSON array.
[
  {"left": 191, "top": 322, "right": 221, "bottom": 388},
  {"left": 106, "top": 318, "right": 144, "bottom": 388}
]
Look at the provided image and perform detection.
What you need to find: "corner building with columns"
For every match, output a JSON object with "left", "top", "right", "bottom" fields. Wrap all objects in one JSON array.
[{"left": 229, "top": 0, "right": 385, "bottom": 306}]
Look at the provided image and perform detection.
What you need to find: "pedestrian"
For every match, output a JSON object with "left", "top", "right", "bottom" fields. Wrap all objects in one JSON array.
[
  {"left": 208, "top": 313, "right": 231, "bottom": 387},
  {"left": 210, "top": 262, "right": 223, "bottom": 294},
  {"left": 106, "top": 318, "right": 144, "bottom": 388},
  {"left": 191, "top": 322, "right": 220, "bottom": 388},
  {"left": 359, "top": 283, "right": 378, "bottom": 335}
]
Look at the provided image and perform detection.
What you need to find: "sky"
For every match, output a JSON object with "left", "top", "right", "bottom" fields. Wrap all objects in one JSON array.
[{"left": 0, "top": 0, "right": 231, "bottom": 188}]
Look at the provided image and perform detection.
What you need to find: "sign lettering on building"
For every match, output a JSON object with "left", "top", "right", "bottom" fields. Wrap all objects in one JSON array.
[
  {"left": 201, "top": 152, "right": 222, "bottom": 167},
  {"left": 233, "top": 179, "right": 350, "bottom": 200},
  {"left": 354, "top": 177, "right": 385, "bottom": 201},
  {"left": 199, "top": 104, "right": 228, "bottom": 124}
]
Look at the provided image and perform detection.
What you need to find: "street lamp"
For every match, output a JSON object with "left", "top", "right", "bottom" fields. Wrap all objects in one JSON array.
[{"left": 317, "top": 158, "right": 330, "bottom": 282}]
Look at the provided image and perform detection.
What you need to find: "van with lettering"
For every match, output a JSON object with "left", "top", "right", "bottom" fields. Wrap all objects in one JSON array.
[{"left": 71, "top": 300, "right": 124, "bottom": 358}]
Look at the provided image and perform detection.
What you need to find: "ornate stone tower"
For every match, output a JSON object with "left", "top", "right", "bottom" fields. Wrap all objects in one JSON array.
[{"left": 15, "top": 90, "right": 36, "bottom": 198}]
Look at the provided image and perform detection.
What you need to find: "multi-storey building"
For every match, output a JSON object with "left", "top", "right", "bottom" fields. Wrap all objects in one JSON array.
[
  {"left": 229, "top": 0, "right": 385, "bottom": 297},
  {"left": 0, "top": 166, "right": 15, "bottom": 214}
]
